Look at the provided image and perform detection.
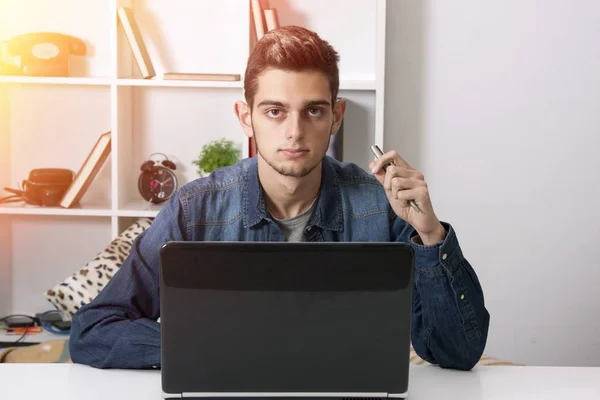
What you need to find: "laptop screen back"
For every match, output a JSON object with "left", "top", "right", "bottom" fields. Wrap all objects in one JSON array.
[{"left": 160, "top": 242, "right": 414, "bottom": 397}]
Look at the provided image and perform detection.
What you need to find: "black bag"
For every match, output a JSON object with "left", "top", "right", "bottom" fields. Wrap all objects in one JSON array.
[{"left": 2, "top": 168, "right": 74, "bottom": 206}]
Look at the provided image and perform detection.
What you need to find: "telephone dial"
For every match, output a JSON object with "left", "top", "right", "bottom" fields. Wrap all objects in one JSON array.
[{"left": 1, "top": 32, "right": 87, "bottom": 77}]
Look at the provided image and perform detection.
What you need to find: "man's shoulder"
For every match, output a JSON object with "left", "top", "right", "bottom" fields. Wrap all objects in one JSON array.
[
  {"left": 175, "top": 158, "right": 251, "bottom": 201},
  {"left": 326, "top": 156, "right": 390, "bottom": 211},
  {"left": 327, "top": 156, "right": 380, "bottom": 187}
]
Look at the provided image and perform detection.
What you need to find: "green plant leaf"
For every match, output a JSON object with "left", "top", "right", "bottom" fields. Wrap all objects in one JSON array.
[{"left": 193, "top": 138, "right": 241, "bottom": 176}]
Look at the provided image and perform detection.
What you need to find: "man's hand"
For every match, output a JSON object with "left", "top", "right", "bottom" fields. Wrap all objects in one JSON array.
[{"left": 369, "top": 150, "right": 446, "bottom": 245}]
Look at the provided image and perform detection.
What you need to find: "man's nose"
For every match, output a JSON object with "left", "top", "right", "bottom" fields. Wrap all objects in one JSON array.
[{"left": 286, "top": 113, "right": 305, "bottom": 140}]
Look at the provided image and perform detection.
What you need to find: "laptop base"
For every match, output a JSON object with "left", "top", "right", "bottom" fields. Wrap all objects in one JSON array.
[{"left": 162, "top": 392, "right": 408, "bottom": 399}]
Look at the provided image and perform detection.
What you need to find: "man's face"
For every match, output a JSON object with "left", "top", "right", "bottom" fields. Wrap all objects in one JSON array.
[{"left": 250, "top": 69, "right": 338, "bottom": 178}]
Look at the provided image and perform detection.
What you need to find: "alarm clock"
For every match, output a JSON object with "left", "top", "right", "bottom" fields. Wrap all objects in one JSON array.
[{"left": 138, "top": 153, "right": 178, "bottom": 204}]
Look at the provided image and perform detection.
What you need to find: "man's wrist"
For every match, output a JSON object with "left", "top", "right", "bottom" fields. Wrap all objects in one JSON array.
[{"left": 417, "top": 223, "right": 446, "bottom": 245}]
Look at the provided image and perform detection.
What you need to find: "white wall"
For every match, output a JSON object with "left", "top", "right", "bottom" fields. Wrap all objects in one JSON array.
[{"left": 385, "top": 0, "right": 600, "bottom": 367}]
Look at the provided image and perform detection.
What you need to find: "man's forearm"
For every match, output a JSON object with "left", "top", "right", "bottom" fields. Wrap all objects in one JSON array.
[
  {"left": 69, "top": 306, "right": 161, "bottom": 369},
  {"left": 70, "top": 194, "right": 185, "bottom": 369},
  {"left": 408, "top": 223, "right": 490, "bottom": 370},
  {"left": 411, "top": 259, "right": 489, "bottom": 370},
  {"left": 69, "top": 235, "right": 163, "bottom": 369}
]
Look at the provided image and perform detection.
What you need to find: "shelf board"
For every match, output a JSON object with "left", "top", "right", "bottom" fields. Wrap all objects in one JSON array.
[
  {"left": 117, "top": 200, "right": 163, "bottom": 218},
  {"left": 117, "top": 78, "right": 376, "bottom": 90},
  {"left": 117, "top": 78, "right": 244, "bottom": 89},
  {"left": 0, "top": 200, "right": 112, "bottom": 216},
  {"left": 0, "top": 76, "right": 112, "bottom": 86},
  {"left": 0, "top": 76, "right": 376, "bottom": 90},
  {"left": 339, "top": 80, "right": 377, "bottom": 90},
  {"left": 0, "top": 329, "right": 68, "bottom": 345}
]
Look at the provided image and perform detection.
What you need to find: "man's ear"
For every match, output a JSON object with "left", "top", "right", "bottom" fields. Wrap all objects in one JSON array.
[
  {"left": 234, "top": 100, "right": 254, "bottom": 138},
  {"left": 331, "top": 97, "right": 347, "bottom": 136}
]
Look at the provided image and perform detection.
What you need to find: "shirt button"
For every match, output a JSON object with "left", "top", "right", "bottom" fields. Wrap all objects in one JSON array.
[{"left": 442, "top": 253, "right": 447, "bottom": 260}]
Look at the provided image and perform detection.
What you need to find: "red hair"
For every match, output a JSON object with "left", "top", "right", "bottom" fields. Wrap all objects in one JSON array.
[{"left": 244, "top": 25, "right": 340, "bottom": 109}]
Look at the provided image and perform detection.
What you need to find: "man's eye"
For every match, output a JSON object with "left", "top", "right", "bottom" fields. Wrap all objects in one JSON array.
[
  {"left": 308, "top": 108, "right": 322, "bottom": 116},
  {"left": 267, "top": 109, "right": 281, "bottom": 117}
]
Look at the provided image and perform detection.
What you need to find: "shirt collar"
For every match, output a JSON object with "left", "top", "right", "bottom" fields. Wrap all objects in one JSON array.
[{"left": 243, "top": 156, "right": 343, "bottom": 231}]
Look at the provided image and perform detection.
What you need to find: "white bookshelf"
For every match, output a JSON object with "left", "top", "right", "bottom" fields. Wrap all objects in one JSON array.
[{"left": 0, "top": 0, "right": 387, "bottom": 316}]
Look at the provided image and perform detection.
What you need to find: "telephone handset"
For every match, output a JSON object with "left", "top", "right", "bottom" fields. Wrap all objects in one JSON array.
[
  {"left": 4, "top": 32, "right": 87, "bottom": 77},
  {"left": 0, "top": 41, "right": 20, "bottom": 75}
]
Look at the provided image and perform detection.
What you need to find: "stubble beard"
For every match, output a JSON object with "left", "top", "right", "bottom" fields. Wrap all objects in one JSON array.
[{"left": 252, "top": 123, "right": 332, "bottom": 179}]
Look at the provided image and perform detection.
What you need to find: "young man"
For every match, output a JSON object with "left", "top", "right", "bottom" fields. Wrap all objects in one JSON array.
[{"left": 69, "top": 26, "right": 490, "bottom": 371}]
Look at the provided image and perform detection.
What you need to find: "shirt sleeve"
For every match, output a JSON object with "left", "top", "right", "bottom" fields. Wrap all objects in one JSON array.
[
  {"left": 392, "top": 215, "right": 491, "bottom": 370},
  {"left": 69, "top": 193, "right": 187, "bottom": 369}
]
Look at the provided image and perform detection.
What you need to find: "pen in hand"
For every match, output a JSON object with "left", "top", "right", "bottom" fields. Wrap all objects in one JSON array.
[{"left": 370, "top": 144, "right": 422, "bottom": 214}]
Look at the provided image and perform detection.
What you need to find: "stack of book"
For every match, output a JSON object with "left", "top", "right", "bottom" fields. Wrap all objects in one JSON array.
[
  {"left": 251, "top": 0, "right": 281, "bottom": 43},
  {"left": 116, "top": 7, "right": 240, "bottom": 82}
]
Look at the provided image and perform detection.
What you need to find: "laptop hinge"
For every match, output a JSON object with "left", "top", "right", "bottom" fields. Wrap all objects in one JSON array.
[{"left": 177, "top": 393, "right": 394, "bottom": 398}]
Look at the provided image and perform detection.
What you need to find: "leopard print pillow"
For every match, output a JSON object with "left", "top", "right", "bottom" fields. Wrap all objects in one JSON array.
[{"left": 44, "top": 217, "right": 153, "bottom": 320}]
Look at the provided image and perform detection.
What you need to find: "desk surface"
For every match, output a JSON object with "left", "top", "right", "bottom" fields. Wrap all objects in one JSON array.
[{"left": 1, "top": 363, "right": 600, "bottom": 399}]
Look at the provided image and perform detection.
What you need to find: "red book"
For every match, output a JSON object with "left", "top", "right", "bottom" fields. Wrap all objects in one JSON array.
[{"left": 249, "top": 137, "right": 256, "bottom": 157}]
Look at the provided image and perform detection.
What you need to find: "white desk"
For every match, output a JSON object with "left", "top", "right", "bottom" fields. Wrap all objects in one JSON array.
[{"left": 1, "top": 363, "right": 600, "bottom": 399}]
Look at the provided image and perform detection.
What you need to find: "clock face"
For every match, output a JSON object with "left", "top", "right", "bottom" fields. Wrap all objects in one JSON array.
[{"left": 138, "top": 166, "right": 178, "bottom": 204}]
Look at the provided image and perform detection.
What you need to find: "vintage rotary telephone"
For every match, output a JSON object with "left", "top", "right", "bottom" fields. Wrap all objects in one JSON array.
[
  {"left": 1, "top": 168, "right": 74, "bottom": 206},
  {"left": 1, "top": 32, "right": 87, "bottom": 76}
]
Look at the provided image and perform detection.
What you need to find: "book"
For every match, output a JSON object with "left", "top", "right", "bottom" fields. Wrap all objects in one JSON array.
[
  {"left": 60, "top": 132, "right": 111, "bottom": 208},
  {"left": 251, "top": 0, "right": 266, "bottom": 41},
  {"left": 249, "top": 137, "right": 256, "bottom": 158},
  {"left": 117, "top": 7, "right": 156, "bottom": 79},
  {"left": 162, "top": 72, "right": 241, "bottom": 81},
  {"left": 326, "top": 118, "right": 344, "bottom": 161},
  {"left": 264, "top": 9, "right": 280, "bottom": 31}
]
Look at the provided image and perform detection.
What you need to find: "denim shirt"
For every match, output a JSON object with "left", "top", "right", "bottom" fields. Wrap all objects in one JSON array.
[{"left": 69, "top": 156, "right": 490, "bottom": 371}]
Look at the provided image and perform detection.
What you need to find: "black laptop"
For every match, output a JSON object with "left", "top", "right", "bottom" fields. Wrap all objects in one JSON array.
[{"left": 159, "top": 241, "right": 415, "bottom": 399}]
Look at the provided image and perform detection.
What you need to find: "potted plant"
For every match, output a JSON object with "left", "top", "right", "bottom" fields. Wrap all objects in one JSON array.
[{"left": 193, "top": 138, "right": 241, "bottom": 176}]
